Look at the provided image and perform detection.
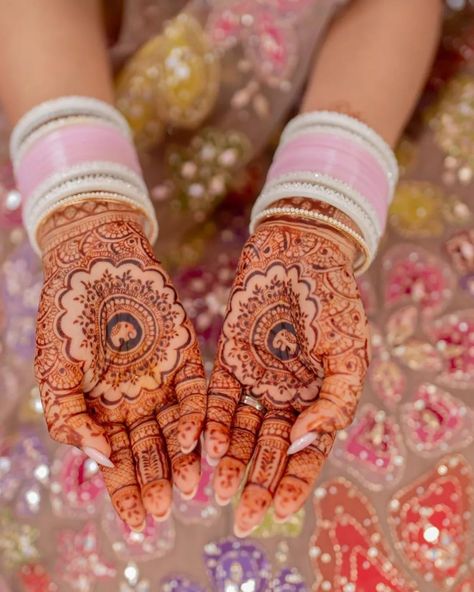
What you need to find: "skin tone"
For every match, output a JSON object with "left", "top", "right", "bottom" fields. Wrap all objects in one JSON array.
[
  {"left": 0, "top": 0, "right": 442, "bottom": 532},
  {"left": 205, "top": 0, "right": 444, "bottom": 535},
  {"left": 36, "top": 200, "right": 207, "bottom": 529}
]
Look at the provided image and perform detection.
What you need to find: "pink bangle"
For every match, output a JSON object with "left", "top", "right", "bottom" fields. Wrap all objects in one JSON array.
[
  {"left": 17, "top": 123, "right": 142, "bottom": 204},
  {"left": 267, "top": 132, "right": 389, "bottom": 228}
]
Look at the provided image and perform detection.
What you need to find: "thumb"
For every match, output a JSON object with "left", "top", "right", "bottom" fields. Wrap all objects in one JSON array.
[
  {"left": 39, "top": 383, "right": 112, "bottom": 466},
  {"left": 289, "top": 372, "right": 363, "bottom": 454}
]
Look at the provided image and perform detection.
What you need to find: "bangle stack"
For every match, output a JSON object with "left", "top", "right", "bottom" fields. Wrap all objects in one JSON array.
[
  {"left": 250, "top": 111, "right": 399, "bottom": 273},
  {"left": 253, "top": 205, "right": 370, "bottom": 274},
  {"left": 11, "top": 96, "right": 158, "bottom": 254}
]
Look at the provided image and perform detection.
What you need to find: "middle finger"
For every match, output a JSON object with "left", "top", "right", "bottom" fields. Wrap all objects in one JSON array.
[{"left": 234, "top": 409, "right": 294, "bottom": 537}]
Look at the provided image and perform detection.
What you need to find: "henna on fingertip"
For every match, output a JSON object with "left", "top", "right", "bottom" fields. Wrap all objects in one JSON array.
[{"left": 35, "top": 200, "right": 207, "bottom": 526}]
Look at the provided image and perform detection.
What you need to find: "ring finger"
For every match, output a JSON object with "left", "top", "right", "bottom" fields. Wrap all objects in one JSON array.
[
  {"left": 157, "top": 402, "right": 201, "bottom": 498},
  {"left": 128, "top": 416, "right": 172, "bottom": 521}
]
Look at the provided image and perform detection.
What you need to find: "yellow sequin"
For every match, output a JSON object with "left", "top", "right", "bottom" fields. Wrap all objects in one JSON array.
[
  {"left": 115, "top": 14, "right": 220, "bottom": 150},
  {"left": 389, "top": 181, "right": 445, "bottom": 238}
]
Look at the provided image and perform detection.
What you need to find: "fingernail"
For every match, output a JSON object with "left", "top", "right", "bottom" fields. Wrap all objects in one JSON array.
[
  {"left": 152, "top": 506, "right": 172, "bottom": 523},
  {"left": 233, "top": 524, "right": 257, "bottom": 538},
  {"left": 273, "top": 513, "right": 290, "bottom": 524},
  {"left": 215, "top": 493, "right": 231, "bottom": 507},
  {"left": 83, "top": 446, "right": 114, "bottom": 468},
  {"left": 206, "top": 455, "right": 219, "bottom": 467},
  {"left": 287, "top": 432, "right": 318, "bottom": 455},
  {"left": 180, "top": 485, "right": 198, "bottom": 501},
  {"left": 130, "top": 521, "right": 146, "bottom": 533},
  {"left": 181, "top": 439, "right": 198, "bottom": 455}
]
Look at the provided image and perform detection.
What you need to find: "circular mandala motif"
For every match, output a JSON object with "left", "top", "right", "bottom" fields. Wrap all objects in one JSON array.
[
  {"left": 99, "top": 297, "right": 156, "bottom": 367},
  {"left": 57, "top": 261, "right": 191, "bottom": 405},
  {"left": 221, "top": 263, "right": 322, "bottom": 408},
  {"left": 252, "top": 311, "right": 299, "bottom": 368}
]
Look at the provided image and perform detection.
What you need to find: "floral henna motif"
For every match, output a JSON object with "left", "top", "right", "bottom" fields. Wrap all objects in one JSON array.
[
  {"left": 206, "top": 213, "right": 369, "bottom": 534},
  {"left": 35, "top": 199, "right": 206, "bottom": 528},
  {"left": 221, "top": 263, "right": 322, "bottom": 406},
  {"left": 57, "top": 261, "right": 190, "bottom": 404}
]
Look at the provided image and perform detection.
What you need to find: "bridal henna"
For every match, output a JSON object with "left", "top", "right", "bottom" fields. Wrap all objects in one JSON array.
[
  {"left": 35, "top": 199, "right": 206, "bottom": 529},
  {"left": 205, "top": 208, "right": 369, "bottom": 535}
]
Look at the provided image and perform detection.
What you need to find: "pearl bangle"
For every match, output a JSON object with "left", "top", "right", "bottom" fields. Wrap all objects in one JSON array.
[
  {"left": 12, "top": 97, "right": 159, "bottom": 255},
  {"left": 250, "top": 111, "right": 398, "bottom": 272},
  {"left": 253, "top": 206, "right": 370, "bottom": 275}
]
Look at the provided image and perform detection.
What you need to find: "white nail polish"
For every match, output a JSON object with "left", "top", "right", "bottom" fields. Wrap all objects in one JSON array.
[
  {"left": 215, "top": 493, "right": 231, "bottom": 507},
  {"left": 180, "top": 485, "right": 198, "bottom": 501},
  {"left": 83, "top": 446, "right": 114, "bottom": 468},
  {"left": 206, "top": 455, "right": 219, "bottom": 467},
  {"left": 287, "top": 432, "right": 317, "bottom": 455},
  {"left": 234, "top": 524, "right": 257, "bottom": 538},
  {"left": 180, "top": 439, "right": 198, "bottom": 455},
  {"left": 152, "top": 506, "right": 172, "bottom": 523}
]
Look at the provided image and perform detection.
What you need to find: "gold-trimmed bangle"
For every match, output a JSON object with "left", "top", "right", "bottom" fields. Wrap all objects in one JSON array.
[{"left": 253, "top": 205, "right": 371, "bottom": 275}]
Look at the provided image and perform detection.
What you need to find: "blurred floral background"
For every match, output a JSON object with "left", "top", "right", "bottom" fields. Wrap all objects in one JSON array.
[{"left": 0, "top": 1, "right": 473, "bottom": 590}]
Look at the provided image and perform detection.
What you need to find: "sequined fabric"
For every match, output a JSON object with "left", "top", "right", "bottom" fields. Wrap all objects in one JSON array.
[{"left": 0, "top": 2, "right": 473, "bottom": 591}]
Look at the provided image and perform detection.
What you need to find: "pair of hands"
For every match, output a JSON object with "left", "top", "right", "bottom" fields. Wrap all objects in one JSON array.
[{"left": 35, "top": 198, "right": 369, "bottom": 535}]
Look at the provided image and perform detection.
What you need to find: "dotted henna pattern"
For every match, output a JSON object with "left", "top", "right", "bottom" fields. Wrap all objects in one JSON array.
[
  {"left": 206, "top": 205, "right": 369, "bottom": 535},
  {"left": 34, "top": 200, "right": 206, "bottom": 529}
]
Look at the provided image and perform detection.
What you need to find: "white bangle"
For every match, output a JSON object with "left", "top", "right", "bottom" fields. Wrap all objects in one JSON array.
[
  {"left": 250, "top": 111, "right": 398, "bottom": 269},
  {"left": 253, "top": 205, "right": 370, "bottom": 274},
  {"left": 13, "top": 97, "right": 159, "bottom": 255},
  {"left": 250, "top": 172, "right": 380, "bottom": 259},
  {"left": 10, "top": 96, "right": 132, "bottom": 160},
  {"left": 23, "top": 162, "right": 158, "bottom": 254}
]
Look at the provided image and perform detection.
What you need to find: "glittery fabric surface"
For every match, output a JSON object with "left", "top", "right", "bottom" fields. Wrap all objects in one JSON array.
[{"left": 0, "top": 3, "right": 474, "bottom": 592}]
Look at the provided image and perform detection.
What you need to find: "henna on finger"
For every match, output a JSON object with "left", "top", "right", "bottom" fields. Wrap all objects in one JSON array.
[
  {"left": 100, "top": 423, "right": 147, "bottom": 530},
  {"left": 210, "top": 212, "right": 369, "bottom": 528},
  {"left": 128, "top": 416, "right": 172, "bottom": 521},
  {"left": 174, "top": 348, "right": 207, "bottom": 454},
  {"left": 273, "top": 432, "right": 335, "bottom": 521},
  {"left": 157, "top": 403, "right": 201, "bottom": 498},
  {"left": 35, "top": 199, "right": 207, "bottom": 525},
  {"left": 213, "top": 403, "right": 263, "bottom": 506},
  {"left": 205, "top": 364, "right": 242, "bottom": 460},
  {"left": 234, "top": 409, "right": 294, "bottom": 537}
]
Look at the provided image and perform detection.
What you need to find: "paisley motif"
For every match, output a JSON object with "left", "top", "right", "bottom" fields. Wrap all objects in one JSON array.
[
  {"left": 425, "top": 309, "right": 474, "bottom": 389},
  {"left": 310, "top": 478, "right": 418, "bottom": 592},
  {"left": 331, "top": 404, "right": 406, "bottom": 491},
  {"left": 388, "top": 455, "right": 473, "bottom": 589},
  {"left": 401, "top": 383, "right": 474, "bottom": 456},
  {"left": 382, "top": 245, "right": 455, "bottom": 317}
]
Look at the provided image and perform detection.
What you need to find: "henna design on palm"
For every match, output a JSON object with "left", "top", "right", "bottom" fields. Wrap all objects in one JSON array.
[
  {"left": 205, "top": 213, "right": 369, "bottom": 536},
  {"left": 35, "top": 199, "right": 206, "bottom": 529}
]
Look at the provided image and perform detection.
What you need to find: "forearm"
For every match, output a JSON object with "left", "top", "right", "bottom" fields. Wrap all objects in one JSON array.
[
  {"left": 0, "top": 0, "right": 113, "bottom": 124},
  {"left": 301, "top": 0, "right": 443, "bottom": 146}
]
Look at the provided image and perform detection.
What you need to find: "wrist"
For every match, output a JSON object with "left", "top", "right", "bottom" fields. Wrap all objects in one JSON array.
[
  {"left": 37, "top": 198, "right": 148, "bottom": 254},
  {"left": 255, "top": 197, "right": 360, "bottom": 264}
]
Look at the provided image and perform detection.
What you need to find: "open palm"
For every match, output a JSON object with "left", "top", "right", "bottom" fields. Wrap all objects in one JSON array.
[
  {"left": 35, "top": 200, "right": 206, "bottom": 530},
  {"left": 204, "top": 218, "right": 369, "bottom": 536}
]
